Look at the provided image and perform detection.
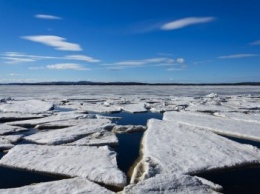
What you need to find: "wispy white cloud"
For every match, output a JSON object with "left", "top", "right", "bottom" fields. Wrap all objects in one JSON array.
[
  {"left": 2, "top": 57, "right": 36, "bottom": 64},
  {"left": 161, "top": 17, "right": 215, "bottom": 30},
  {"left": 21, "top": 35, "right": 82, "bottom": 51},
  {"left": 102, "top": 57, "right": 186, "bottom": 70},
  {"left": 8, "top": 73, "right": 24, "bottom": 76},
  {"left": 35, "top": 14, "right": 62, "bottom": 20},
  {"left": 1, "top": 52, "right": 100, "bottom": 64},
  {"left": 46, "top": 63, "right": 89, "bottom": 71},
  {"left": 250, "top": 40, "right": 260, "bottom": 45},
  {"left": 218, "top": 54, "right": 259, "bottom": 59},
  {"left": 166, "top": 67, "right": 185, "bottom": 71},
  {"left": 29, "top": 67, "right": 46, "bottom": 70},
  {"left": 65, "top": 55, "right": 100, "bottom": 63}
]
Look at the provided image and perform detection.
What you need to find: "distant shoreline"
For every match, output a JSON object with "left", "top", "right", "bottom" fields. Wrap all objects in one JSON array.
[{"left": 0, "top": 82, "right": 260, "bottom": 86}]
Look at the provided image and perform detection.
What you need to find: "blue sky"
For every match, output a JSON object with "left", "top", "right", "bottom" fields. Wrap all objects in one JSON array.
[{"left": 0, "top": 0, "right": 260, "bottom": 83}]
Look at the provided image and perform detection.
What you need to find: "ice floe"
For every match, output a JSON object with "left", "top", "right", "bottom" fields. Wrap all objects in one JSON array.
[
  {"left": 67, "top": 130, "right": 118, "bottom": 146},
  {"left": 0, "top": 100, "right": 54, "bottom": 113},
  {"left": 7, "top": 112, "right": 86, "bottom": 128},
  {"left": 214, "top": 112, "right": 260, "bottom": 124},
  {"left": 120, "top": 103, "right": 147, "bottom": 113},
  {"left": 24, "top": 119, "right": 111, "bottom": 145},
  {"left": 0, "top": 124, "right": 29, "bottom": 135},
  {"left": 163, "top": 111, "right": 260, "bottom": 142},
  {"left": 0, "top": 144, "right": 127, "bottom": 188},
  {"left": 0, "top": 177, "right": 114, "bottom": 194},
  {"left": 0, "top": 113, "right": 45, "bottom": 122},
  {"left": 131, "top": 119, "right": 260, "bottom": 183},
  {"left": 122, "top": 174, "right": 222, "bottom": 194}
]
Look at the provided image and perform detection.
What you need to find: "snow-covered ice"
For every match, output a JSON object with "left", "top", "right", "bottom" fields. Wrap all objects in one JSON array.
[
  {"left": 7, "top": 112, "right": 86, "bottom": 128},
  {"left": 24, "top": 118, "right": 111, "bottom": 145},
  {"left": 214, "top": 112, "right": 260, "bottom": 124},
  {"left": 67, "top": 130, "right": 118, "bottom": 146},
  {"left": 120, "top": 103, "right": 147, "bottom": 113},
  {"left": 0, "top": 124, "right": 28, "bottom": 135},
  {"left": 0, "top": 144, "right": 127, "bottom": 188},
  {"left": 122, "top": 174, "right": 222, "bottom": 194},
  {"left": 0, "top": 100, "right": 54, "bottom": 113},
  {"left": 0, "top": 177, "right": 114, "bottom": 194},
  {"left": 163, "top": 111, "right": 260, "bottom": 142},
  {"left": 131, "top": 119, "right": 260, "bottom": 183},
  {"left": 0, "top": 113, "right": 45, "bottom": 122}
]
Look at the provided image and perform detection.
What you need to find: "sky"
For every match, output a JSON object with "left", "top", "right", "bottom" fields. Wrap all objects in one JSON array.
[{"left": 0, "top": 0, "right": 260, "bottom": 83}]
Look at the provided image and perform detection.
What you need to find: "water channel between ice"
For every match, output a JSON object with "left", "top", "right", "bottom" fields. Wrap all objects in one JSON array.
[{"left": 0, "top": 110, "right": 260, "bottom": 193}]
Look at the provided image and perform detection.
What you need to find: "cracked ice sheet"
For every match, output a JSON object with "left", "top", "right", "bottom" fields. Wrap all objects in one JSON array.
[
  {"left": 0, "top": 113, "right": 45, "bottom": 122},
  {"left": 163, "top": 111, "right": 260, "bottom": 142},
  {"left": 0, "top": 177, "right": 114, "bottom": 194},
  {"left": 7, "top": 112, "right": 86, "bottom": 128},
  {"left": 24, "top": 119, "right": 111, "bottom": 145},
  {"left": 214, "top": 112, "right": 260, "bottom": 124},
  {"left": 67, "top": 130, "right": 118, "bottom": 146},
  {"left": 60, "top": 103, "right": 121, "bottom": 113},
  {"left": 0, "top": 144, "right": 127, "bottom": 188},
  {"left": 131, "top": 119, "right": 260, "bottom": 183},
  {"left": 122, "top": 174, "right": 221, "bottom": 194},
  {"left": 0, "top": 124, "right": 28, "bottom": 135},
  {"left": 0, "top": 100, "right": 54, "bottom": 113},
  {"left": 185, "top": 104, "right": 237, "bottom": 113},
  {"left": 120, "top": 103, "right": 147, "bottom": 113}
]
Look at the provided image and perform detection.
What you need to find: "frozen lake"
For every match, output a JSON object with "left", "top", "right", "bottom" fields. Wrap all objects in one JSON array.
[{"left": 0, "top": 85, "right": 259, "bottom": 98}]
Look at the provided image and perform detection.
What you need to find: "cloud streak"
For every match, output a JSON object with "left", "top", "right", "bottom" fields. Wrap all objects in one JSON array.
[
  {"left": 218, "top": 54, "right": 259, "bottom": 59},
  {"left": 21, "top": 35, "right": 82, "bottom": 51},
  {"left": 1, "top": 52, "right": 100, "bottom": 64},
  {"left": 250, "top": 40, "right": 260, "bottom": 45},
  {"left": 161, "top": 17, "right": 215, "bottom": 30},
  {"left": 46, "top": 63, "right": 89, "bottom": 71},
  {"left": 35, "top": 14, "right": 62, "bottom": 20}
]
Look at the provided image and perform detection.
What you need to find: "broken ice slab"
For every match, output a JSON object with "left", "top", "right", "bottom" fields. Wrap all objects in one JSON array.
[
  {"left": 120, "top": 103, "right": 147, "bottom": 113},
  {"left": 0, "top": 177, "right": 114, "bottom": 194},
  {"left": 112, "top": 125, "right": 146, "bottom": 134},
  {"left": 24, "top": 119, "right": 112, "bottom": 145},
  {"left": 163, "top": 111, "right": 260, "bottom": 142},
  {"left": 60, "top": 103, "right": 122, "bottom": 113},
  {"left": 67, "top": 130, "right": 118, "bottom": 146},
  {"left": 0, "top": 124, "right": 29, "bottom": 135},
  {"left": 185, "top": 104, "right": 237, "bottom": 113},
  {"left": 122, "top": 174, "right": 222, "bottom": 194},
  {"left": 0, "top": 113, "right": 45, "bottom": 122},
  {"left": 214, "top": 112, "right": 260, "bottom": 124},
  {"left": 7, "top": 112, "right": 87, "bottom": 128},
  {"left": 0, "top": 100, "right": 54, "bottom": 113},
  {"left": 0, "top": 144, "right": 127, "bottom": 188},
  {"left": 131, "top": 119, "right": 260, "bottom": 183}
]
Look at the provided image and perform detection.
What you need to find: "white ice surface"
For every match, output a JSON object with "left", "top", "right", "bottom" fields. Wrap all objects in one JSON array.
[
  {"left": 0, "top": 177, "right": 114, "bottom": 194},
  {"left": 0, "top": 113, "right": 45, "bottom": 122},
  {"left": 67, "top": 130, "right": 118, "bottom": 146},
  {"left": 120, "top": 103, "right": 147, "bottom": 113},
  {"left": 163, "top": 111, "right": 260, "bottom": 142},
  {"left": 7, "top": 112, "right": 86, "bottom": 127},
  {"left": 0, "top": 100, "right": 54, "bottom": 113},
  {"left": 60, "top": 103, "right": 121, "bottom": 113},
  {"left": 214, "top": 112, "right": 260, "bottom": 124},
  {"left": 24, "top": 119, "right": 111, "bottom": 145},
  {"left": 185, "top": 104, "right": 236, "bottom": 113},
  {"left": 123, "top": 174, "right": 221, "bottom": 194},
  {"left": 0, "top": 124, "right": 28, "bottom": 135},
  {"left": 131, "top": 119, "right": 260, "bottom": 183},
  {"left": 0, "top": 144, "right": 127, "bottom": 188}
]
